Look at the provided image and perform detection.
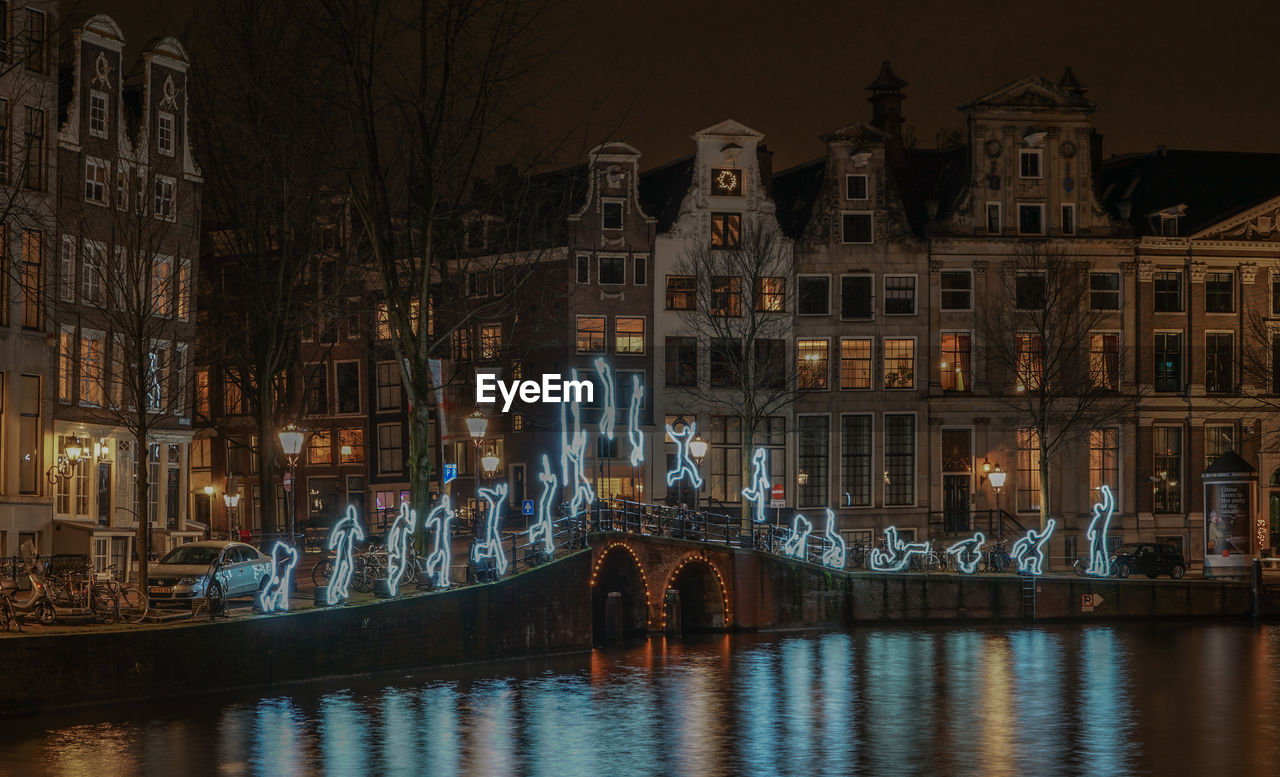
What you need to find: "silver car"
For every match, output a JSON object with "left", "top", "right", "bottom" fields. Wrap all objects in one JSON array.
[{"left": 148, "top": 541, "right": 272, "bottom": 611}]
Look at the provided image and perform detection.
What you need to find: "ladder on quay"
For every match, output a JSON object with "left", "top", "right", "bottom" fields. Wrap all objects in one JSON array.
[{"left": 1020, "top": 576, "right": 1037, "bottom": 621}]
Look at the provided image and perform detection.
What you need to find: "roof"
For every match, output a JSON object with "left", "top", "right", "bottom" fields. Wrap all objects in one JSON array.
[
  {"left": 1202, "top": 450, "right": 1256, "bottom": 478},
  {"left": 1099, "top": 149, "right": 1280, "bottom": 236},
  {"left": 638, "top": 154, "right": 695, "bottom": 233},
  {"left": 771, "top": 158, "right": 824, "bottom": 239},
  {"left": 897, "top": 145, "right": 970, "bottom": 237},
  {"left": 959, "top": 73, "right": 1095, "bottom": 112},
  {"left": 866, "top": 61, "right": 908, "bottom": 92}
]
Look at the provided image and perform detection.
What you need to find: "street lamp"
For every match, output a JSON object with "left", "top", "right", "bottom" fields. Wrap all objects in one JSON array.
[
  {"left": 988, "top": 462, "right": 1007, "bottom": 541},
  {"left": 689, "top": 436, "right": 708, "bottom": 514},
  {"left": 481, "top": 453, "right": 500, "bottom": 476},
  {"left": 278, "top": 423, "right": 306, "bottom": 548},
  {"left": 467, "top": 411, "right": 490, "bottom": 533},
  {"left": 46, "top": 434, "right": 85, "bottom": 485},
  {"left": 223, "top": 488, "right": 241, "bottom": 541}
]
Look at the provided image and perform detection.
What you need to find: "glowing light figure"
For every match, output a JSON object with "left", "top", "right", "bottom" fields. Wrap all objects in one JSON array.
[
  {"left": 385, "top": 501, "right": 417, "bottom": 597},
  {"left": 821, "top": 509, "right": 846, "bottom": 569},
  {"left": 946, "top": 532, "right": 986, "bottom": 574},
  {"left": 627, "top": 374, "right": 645, "bottom": 467},
  {"left": 782, "top": 513, "right": 812, "bottom": 560},
  {"left": 665, "top": 422, "right": 704, "bottom": 490},
  {"left": 326, "top": 505, "right": 366, "bottom": 605},
  {"left": 472, "top": 483, "right": 510, "bottom": 577},
  {"left": 566, "top": 428, "right": 595, "bottom": 517},
  {"left": 868, "top": 527, "right": 930, "bottom": 572},
  {"left": 594, "top": 357, "right": 615, "bottom": 441},
  {"left": 423, "top": 496, "right": 454, "bottom": 588},
  {"left": 1085, "top": 485, "right": 1116, "bottom": 577},
  {"left": 739, "top": 447, "right": 772, "bottom": 523},
  {"left": 531, "top": 454, "right": 558, "bottom": 555},
  {"left": 1011, "top": 518, "right": 1056, "bottom": 576},
  {"left": 257, "top": 541, "right": 298, "bottom": 613}
]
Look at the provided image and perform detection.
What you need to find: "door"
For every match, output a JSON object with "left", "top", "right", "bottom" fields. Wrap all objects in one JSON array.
[
  {"left": 941, "top": 429, "right": 973, "bottom": 533},
  {"left": 943, "top": 476, "right": 971, "bottom": 533}
]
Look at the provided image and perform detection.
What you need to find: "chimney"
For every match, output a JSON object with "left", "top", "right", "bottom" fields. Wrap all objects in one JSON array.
[
  {"left": 756, "top": 144, "right": 774, "bottom": 194},
  {"left": 867, "top": 61, "right": 908, "bottom": 166}
]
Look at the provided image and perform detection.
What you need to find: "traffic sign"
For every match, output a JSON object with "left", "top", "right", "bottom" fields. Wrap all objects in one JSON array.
[
  {"left": 769, "top": 483, "right": 785, "bottom": 508},
  {"left": 522, "top": 499, "right": 534, "bottom": 516},
  {"left": 1081, "top": 593, "right": 1104, "bottom": 612},
  {"left": 443, "top": 463, "right": 458, "bottom": 485}
]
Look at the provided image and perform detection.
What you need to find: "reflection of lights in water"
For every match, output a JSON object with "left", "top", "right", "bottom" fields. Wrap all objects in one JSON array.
[
  {"left": 980, "top": 636, "right": 1018, "bottom": 777},
  {"left": 736, "top": 646, "right": 779, "bottom": 775},
  {"left": 781, "top": 637, "right": 815, "bottom": 769},
  {"left": 256, "top": 697, "right": 312, "bottom": 777},
  {"left": 379, "top": 689, "right": 417, "bottom": 777},
  {"left": 216, "top": 705, "right": 254, "bottom": 776},
  {"left": 43, "top": 722, "right": 138, "bottom": 777},
  {"left": 1009, "top": 630, "right": 1068, "bottom": 777},
  {"left": 1078, "top": 627, "right": 1134, "bottom": 777},
  {"left": 819, "top": 633, "right": 856, "bottom": 775},
  {"left": 942, "top": 631, "right": 983, "bottom": 766},
  {"left": 864, "top": 632, "right": 938, "bottom": 776},
  {"left": 459, "top": 680, "right": 516, "bottom": 777},
  {"left": 526, "top": 676, "right": 596, "bottom": 776},
  {"left": 419, "top": 685, "right": 460, "bottom": 777}
]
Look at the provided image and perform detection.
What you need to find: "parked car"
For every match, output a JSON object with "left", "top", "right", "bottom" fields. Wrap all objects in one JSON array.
[
  {"left": 1110, "top": 543, "right": 1186, "bottom": 579},
  {"left": 148, "top": 541, "right": 272, "bottom": 611}
]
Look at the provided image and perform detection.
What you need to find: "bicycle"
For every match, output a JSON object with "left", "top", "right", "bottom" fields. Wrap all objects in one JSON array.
[
  {"left": 980, "top": 541, "right": 1012, "bottom": 573},
  {"left": 47, "top": 566, "right": 118, "bottom": 624},
  {"left": 102, "top": 564, "right": 149, "bottom": 624}
]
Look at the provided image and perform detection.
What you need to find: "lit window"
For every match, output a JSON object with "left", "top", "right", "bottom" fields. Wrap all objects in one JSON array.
[
  {"left": 839, "top": 338, "right": 872, "bottom": 390},
  {"left": 308, "top": 430, "right": 332, "bottom": 465},
  {"left": 940, "top": 333, "right": 971, "bottom": 392},
  {"left": 883, "top": 338, "right": 915, "bottom": 389},
  {"left": 754, "top": 277, "right": 784, "bottom": 311},
  {"left": 1016, "top": 334, "right": 1043, "bottom": 391},
  {"left": 1017, "top": 428, "right": 1041, "bottom": 512},
  {"left": 339, "top": 428, "right": 364, "bottom": 464},
  {"left": 1089, "top": 333, "right": 1120, "bottom": 390},
  {"left": 665, "top": 275, "right": 695, "bottom": 310},
  {"left": 480, "top": 324, "right": 502, "bottom": 360},
  {"left": 576, "top": 316, "right": 606, "bottom": 353},
  {"left": 711, "top": 212, "right": 740, "bottom": 248},
  {"left": 710, "top": 276, "right": 741, "bottom": 317},
  {"left": 797, "top": 339, "right": 829, "bottom": 390},
  {"left": 615, "top": 317, "right": 644, "bottom": 354}
]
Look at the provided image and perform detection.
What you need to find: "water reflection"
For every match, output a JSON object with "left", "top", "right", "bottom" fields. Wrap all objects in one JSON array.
[{"left": 3, "top": 623, "right": 1278, "bottom": 777}]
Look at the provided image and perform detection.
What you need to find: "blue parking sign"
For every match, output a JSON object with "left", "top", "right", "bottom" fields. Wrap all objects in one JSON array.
[
  {"left": 522, "top": 499, "right": 534, "bottom": 516},
  {"left": 443, "top": 463, "right": 458, "bottom": 485}
]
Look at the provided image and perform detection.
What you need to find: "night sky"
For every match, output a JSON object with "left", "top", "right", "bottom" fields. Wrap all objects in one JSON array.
[{"left": 100, "top": 0, "right": 1278, "bottom": 170}]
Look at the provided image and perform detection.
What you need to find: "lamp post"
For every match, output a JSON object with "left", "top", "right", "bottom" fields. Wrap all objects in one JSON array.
[
  {"left": 988, "top": 463, "right": 1007, "bottom": 542},
  {"left": 278, "top": 423, "right": 306, "bottom": 549},
  {"left": 689, "top": 436, "right": 708, "bottom": 514},
  {"left": 467, "top": 411, "right": 489, "bottom": 533},
  {"left": 223, "top": 489, "right": 241, "bottom": 541},
  {"left": 46, "top": 434, "right": 85, "bottom": 485}
]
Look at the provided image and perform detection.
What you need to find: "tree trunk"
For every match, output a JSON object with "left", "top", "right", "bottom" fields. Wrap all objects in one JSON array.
[
  {"left": 1038, "top": 439, "right": 1052, "bottom": 531},
  {"left": 254, "top": 395, "right": 278, "bottom": 535},
  {"left": 134, "top": 434, "right": 151, "bottom": 589},
  {"left": 408, "top": 391, "right": 434, "bottom": 553}
]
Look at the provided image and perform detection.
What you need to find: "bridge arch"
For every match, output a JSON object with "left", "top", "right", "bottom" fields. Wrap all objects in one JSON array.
[
  {"left": 662, "top": 552, "right": 733, "bottom": 632},
  {"left": 590, "top": 542, "right": 653, "bottom": 637}
]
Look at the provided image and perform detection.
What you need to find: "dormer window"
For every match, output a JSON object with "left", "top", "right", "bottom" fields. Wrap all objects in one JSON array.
[
  {"left": 845, "top": 174, "right": 868, "bottom": 200},
  {"left": 88, "top": 91, "right": 109, "bottom": 139},
  {"left": 1151, "top": 205, "right": 1186, "bottom": 237},
  {"left": 711, "top": 168, "right": 742, "bottom": 196},
  {"left": 1160, "top": 215, "right": 1179, "bottom": 237},
  {"left": 602, "top": 200, "right": 624, "bottom": 230},
  {"left": 157, "top": 112, "right": 175, "bottom": 157},
  {"left": 1019, "top": 148, "right": 1042, "bottom": 178}
]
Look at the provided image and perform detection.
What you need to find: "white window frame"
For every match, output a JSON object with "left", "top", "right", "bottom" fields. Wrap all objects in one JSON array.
[
  {"left": 1017, "top": 202, "right": 1045, "bottom": 236},
  {"left": 334, "top": 359, "right": 363, "bottom": 415},
  {"left": 88, "top": 89, "right": 108, "bottom": 139},
  {"left": 59, "top": 235, "right": 75, "bottom": 302},
  {"left": 939, "top": 269, "right": 973, "bottom": 312},
  {"left": 796, "top": 274, "right": 831, "bottom": 316},
  {"left": 598, "top": 254, "right": 626, "bottom": 286},
  {"left": 601, "top": 198, "right": 624, "bottom": 230},
  {"left": 153, "top": 174, "right": 176, "bottom": 221},
  {"left": 1090, "top": 271, "right": 1122, "bottom": 311},
  {"left": 157, "top": 111, "right": 175, "bottom": 156},
  {"left": 378, "top": 423, "right": 403, "bottom": 475},
  {"left": 845, "top": 174, "right": 868, "bottom": 200},
  {"left": 839, "top": 336, "right": 874, "bottom": 391},
  {"left": 839, "top": 273, "right": 874, "bottom": 320},
  {"left": 575, "top": 314, "right": 607, "bottom": 354},
  {"left": 633, "top": 254, "right": 648, "bottom": 286},
  {"left": 840, "top": 210, "right": 874, "bottom": 245},
  {"left": 81, "top": 239, "right": 105, "bottom": 305},
  {"left": 614, "top": 315, "right": 646, "bottom": 355},
  {"left": 1088, "top": 330, "right": 1122, "bottom": 391},
  {"left": 882, "top": 411, "right": 918, "bottom": 507},
  {"left": 882, "top": 274, "right": 917, "bottom": 316},
  {"left": 882, "top": 336, "right": 917, "bottom": 390},
  {"left": 1019, "top": 148, "right": 1042, "bottom": 179},
  {"left": 840, "top": 412, "right": 874, "bottom": 508},
  {"left": 84, "top": 156, "right": 109, "bottom": 205},
  {"left": 796, "top": 337, "right": 831, "bottom": 392}
]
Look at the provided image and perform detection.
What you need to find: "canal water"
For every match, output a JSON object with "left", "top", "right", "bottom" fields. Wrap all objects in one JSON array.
[{"left": 2, "top": 622, "right": 1278, "bottom": 777}]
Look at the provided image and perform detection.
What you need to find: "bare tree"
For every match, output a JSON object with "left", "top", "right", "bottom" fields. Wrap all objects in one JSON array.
[
  {"left": 669, "top": 220, "right": 800, "bottom": 527},
  {"left": 976, "top": 243, "right": 1137, "bottom": 528}
]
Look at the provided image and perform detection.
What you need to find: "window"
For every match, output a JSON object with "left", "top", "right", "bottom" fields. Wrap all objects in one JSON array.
[
  {"left": 1160, "top": 216, "right": 1179, "bottom": 237},
  {"left": 479, "top": 324, "right": 502, "bottom": 360},
  {"left": 177, "top": 259, "right": 191, "bottom": 320},
  {"left": 466, "top": 272, "right": 487, "bottom": 298},
  {"left": 336, "top": 361, "right": 360, "bottom": 413},
  {"left": 883, "top": 338, "right": 915, "bottom": 389},
  {"left": 1016, "top": 272, "right": 1046, "bottom": 310},
  {"left": 840, "top": 275, "right": 873, "bottom": 319},
  {"left": 80, "top": 331, "right": 105, "bottom": 406},
  {"left": 225, "top": 370, "right": 245, "bottom": 415},
  {"left": 18, "top": 375, "right": 39, "bottom": 493},
  {"left": 797, "top": 415, "right": 829, "bottom": 508},
  {"left": 797, "top": 339, "right": 830, "bottom": 390},
  {"left": 599, "top": 256, "right": 625, "bottom": 285},
  {"left": 376, "top": 361, "right": 402, "bottom": 410},
  {"left": 1154, "top": 332, "right": 1182, "bottom": 393},
  {"left": 1019, "top": 148, "right": 1041, "bottom": 178},
  {"left": 306, "top": 429, "right": 332, "bottom": 465},
  {"left": 1089, "top": 333, "right": 1120, "bottom": 390},
  {"left": 195, "top": 368, "right": 210, "bottom": 417},
  {"left": 846, "top": 174, "right": 868, "bottom": 200},
  {"left": 711, "top": 212, "right": 740, "bottom": 248},
  {"left": 841, "top": 213, "right": 873, "bottom": 244},
  {"left": 883, "top": 275, "right": 915, "bottom": 315},
  {"left": 708, "top": 416, "right": 742, "bottom": 504},
  {"left": 711, "top": 168, "right": 743, "bottom": 196},
  {"left": 1206, "top": 332, "right": 1234, "bottom": 394},
  {"left": 755, "top": 277, "right": 784, "bottom": 312},
  {"left": 633, "top": 255, "right": 647, "bottom": 285},
  {"left": 339, "top": 429, "right": 364, "bottom": 464},
  {"left": 24, "top": 8, "right": 45, "bottom": 72},
  {"left": 1272, "top": 271, "right": 1280, "bottom": 316},
  {"left": 1061, "top": 204, "right": 1076, "bottom": 235},
  {"left": 304, "top": 365, "right": 327, "bottom": 415},
  {"left": 1153, "top": 271, "right": 1183, "bottom": 312},
  {"left": 57, "top": 328, "right": 72, "bottom": 402},
  {"left": 840, "top": 338, "right": 872, "bottom": 390},
  {"left": 755, "top": 339, "right": 785, "bottom": 388},
  {"left": 58, "top": 235, "right": 74, "bottom": 302},
  {"left": 709, "top": 338, "right": 741, "bottom": 388},
  {"left": 115, "top": 162, "right": 131, "bottom": 211},
  {"left": 665, "top": 336, "right": 697, "bottom": 387},
  {"left": 1016, "top": 428, "right": 1041, "bottom": 512},
  {"left": 940, "top": 271, "right": 971, "bottom": 310},
  {"left": 841, "top": 415, "right": 872, "bottom": 507},
  {"left": 1015, "top": 334, "right": 1044, "bottom": 392},
  {"left": 710, "top": 276, "right": 742, "bottom": 316},
  {"left": 378, "top": 424, "right": 403, "bottom": 474},
  {"left": 451, "top": 329, "right": 473, "bottom": 362},
  {"left": 0, "top": 99, "right": 8, "bottom": 184},
  {"left": 797, "top": 276, "right": 829, "bottom": 315},
  {"left": 24, "top": 106, "right": 44, "bottom": 189},
  {"left": 146, "top": 345, "right": 168, "bottom": 411},
  {"left": 1205, "top": 272, "right": 1233, "bottom": 313},
  {"left": 986, "top": 203, "right": 1001, "bottom": 233},
  {"left": 1205, "top": 424, "right": 1234, "bottom": 469},
  {"left": 1090, "top": 428, "right": 1120, "bottom": 501},
  {"left": 84, "top": 158, "right": 112, "bottom": 208},
  {"left": 615, "top": 317, "right": 644, "bottom": 354},
  {"left": 1152, "top": 426, "right": 1182, "bottom": 513},
  {"left": 576, "top": 316, "right": 606, "bottom": 353},
  {"left": 665, "top": 275, "right": 696, "bottom": 310},
  {"left": 1090, "top": 272, "right": 1120, "bottom": 310},
  {"left": 602, "top": 200, "right": 623, "bottom": 230},
  {"left": 21, "top": 228, "right": 41, "bottom": 329},
  {"left": 157, "top": 112, "right": 175, "bottom": 156},
  {"left": 884, "top": 414, "right": 915, "bottom": 506},
  {"left": 153, "top": 175, "right": 176, "bottom": 219},
  {"left": 940, "top": 333, "right": 971, "bottom": 392},
  {"left": 576, "top": 255, "right": 589, "bottom": 284},
  {"left": 1017, "top": 204, "right": 1044, "bottom": 235},
  {"left": 151, "top": 255, "right": 172, "bottom": 316}
]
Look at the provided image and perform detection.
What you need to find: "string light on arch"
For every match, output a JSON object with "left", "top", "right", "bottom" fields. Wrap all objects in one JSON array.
[
  {"left": 257, "top": 541, "right": 298, "bottom": 613},
  {"left": 660, "top": 552, "right": 732, "bottom": 631},
  {"left": 590, "top": 541, "right": 655, "bottom": 628}
]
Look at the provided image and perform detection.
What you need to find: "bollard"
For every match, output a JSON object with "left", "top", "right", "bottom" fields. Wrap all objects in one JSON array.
[{"left": 313, "top": 585, "right": 330, "bottom": 607}]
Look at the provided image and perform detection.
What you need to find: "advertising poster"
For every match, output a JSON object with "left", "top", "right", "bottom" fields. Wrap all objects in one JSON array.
[{"left": 1205, "top": 481, "right": 1252, "bottom": 571}]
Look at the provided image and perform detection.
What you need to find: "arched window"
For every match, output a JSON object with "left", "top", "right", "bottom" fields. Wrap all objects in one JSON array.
[{"left": 1269, "top": 468, "right": 1280, "bottom": 487}]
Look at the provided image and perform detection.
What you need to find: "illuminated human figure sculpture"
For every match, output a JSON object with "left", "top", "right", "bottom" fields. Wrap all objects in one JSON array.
[
  {"left": 782, "top": 513, "right": 813, "bottom": 560},
  {"left": 566, "top": 429, "right": 595, "bottom": 517},
  {"left": 821, "top": 508, "right": 846, "bottom": 569},
  {"left": 739, "top": 447, "right": 771, "bottom": 524},
  {"left": 1085, "top": 485, "right": 1116, "bottom": 577},
  {"left": 946, "top": 532, "right": 986, "bottom": 574},
  {"left": 594, "top": 357, "right": 616, "bottom": 441},
  {"left": 385, "top": 501, "right": 417, "bottom": 597},
  {"left": 627, "top": 374, "right": 645, "bottom": 468},
  {"left": 472, "top": 483, "right": 510, "bottom": 577},
  {"left": 869, "top": 526, "right": 930, "bottom": 572},
  {"left": 665, "top": 423, "right": 704, "bottom": 489},
  {"left": 531, "top": 454, "right": 558, "bottom": 555},
  {"left": 1011, "top": 518, "right": 1056, "bottom": 576},
  {"left": 423, "top": 496, "right": 454, "bottom": 588},
  {"left": 326, "top": 505, "right": 366, "bottom": 605},
  {"left": 257, "top": 541, "right": 299, "bottom": 613}
]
